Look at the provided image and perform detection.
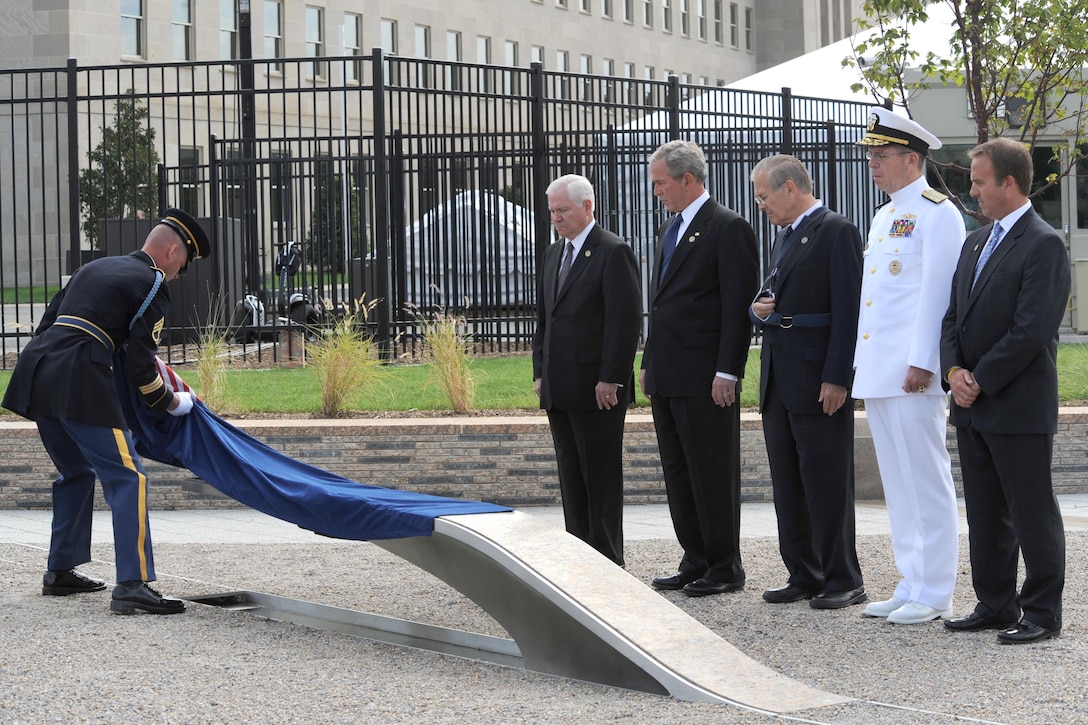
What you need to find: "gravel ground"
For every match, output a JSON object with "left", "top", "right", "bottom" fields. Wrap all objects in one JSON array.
[{"left": 1, "top": 532, "right": 1084, "bottom": 724}]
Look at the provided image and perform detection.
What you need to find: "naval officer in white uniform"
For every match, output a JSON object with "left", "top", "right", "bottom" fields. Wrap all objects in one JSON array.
[{"left": 853, "top": 107, "right": 965, "bottom": 625}]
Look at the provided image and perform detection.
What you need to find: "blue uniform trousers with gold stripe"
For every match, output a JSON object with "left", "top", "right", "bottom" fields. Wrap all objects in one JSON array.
[{"left": 36, "top": 418, "right": 156, "bottom": 583}]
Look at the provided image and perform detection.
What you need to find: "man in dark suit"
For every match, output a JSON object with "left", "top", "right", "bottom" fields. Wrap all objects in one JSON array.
[
  {"left": 533, "top": 174, "right": 642, "bottom": 566},
  {"left": 748, "top": 155, "right": 866, "bottom": 609},
  {"left": 3, "top": 209, "right": 211, "bottom": 615},
  {"left": 941, "top": 137, "right": 1070, "bottom": 643},
  {"left": 640, "top": 140, "right": 760, "bottom": 596}
]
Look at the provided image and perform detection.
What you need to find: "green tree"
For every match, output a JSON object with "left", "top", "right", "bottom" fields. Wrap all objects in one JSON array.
[
  {"left": 846, "top": 0, "right": 1088, "bottom": 201},
  {"left": 78, "top": 94, "right": 160, "bottom": 249}
]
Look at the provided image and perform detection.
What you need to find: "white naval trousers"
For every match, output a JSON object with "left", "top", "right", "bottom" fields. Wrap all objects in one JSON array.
[{"left": 866, "top": 395, "right": 959, "bottom": 610}]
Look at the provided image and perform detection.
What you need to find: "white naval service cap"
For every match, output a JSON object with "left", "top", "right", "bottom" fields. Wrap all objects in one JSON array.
[{"left": 856, "top": 106, "right": 942, "bottom": 155}]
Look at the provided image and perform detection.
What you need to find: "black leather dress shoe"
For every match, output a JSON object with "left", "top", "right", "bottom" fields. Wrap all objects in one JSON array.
[
  {"left": 682, "top": 578, "right": 745, "bottom": 597},
  {"left": 763, "top": 583, "right": 824, "bottom": 604},
  {"left": 651, "top": 572, "right": 700, "bottom": 591},
  {"left": 42, "top": 569, "right": 107, "bottom": 596},
  {"left": 943, "top": 611, "right": 1019, "bottom": 632},
  {"left": 997, "top": 619, "right": 1060, "bottom": 644},
  {"left": 111, "top": 582, "right": 186, "bottom": 615},
  {"left": 810, "top": 587, "right": 867, "bottom": 609}
]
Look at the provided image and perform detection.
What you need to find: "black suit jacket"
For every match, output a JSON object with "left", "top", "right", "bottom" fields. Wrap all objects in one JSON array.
[
  {"left": 532, "top": 223, "right": 642, "bottom": 411},
  {"left": 940, "top": 208, "right": 1070, "bottom": 434},
  {"left": 3, "top": 251, "right": 174, "bottom": 428},
  {"left": 642, "top": 198, "right": 759, "bottom": 397},
  {"left": 753, "top": 209, "right": 863, "bottom": 413}
]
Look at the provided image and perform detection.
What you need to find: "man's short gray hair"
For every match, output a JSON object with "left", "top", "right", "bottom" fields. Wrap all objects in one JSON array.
[
  {"left": 546, "top": 174, "right": 596, "bottom": 206},
  {"left": 649, "top": 140, "right": 707, "bottom": 184},
  {"left": 750, "top": 154, "right": 813, "bottom": 195}
]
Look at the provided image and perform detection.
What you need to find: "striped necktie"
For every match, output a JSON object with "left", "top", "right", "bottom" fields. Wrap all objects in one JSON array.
[{"left": 972, "top": 221, "right": 1002, "bottom": 290}]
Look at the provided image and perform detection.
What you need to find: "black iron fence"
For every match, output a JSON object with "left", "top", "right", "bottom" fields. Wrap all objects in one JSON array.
[{"left": 0, "top": 51, "right": 878, "bottom": 366}]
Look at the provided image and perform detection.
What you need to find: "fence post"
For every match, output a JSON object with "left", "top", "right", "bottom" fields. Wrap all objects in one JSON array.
[
  {"left": 530, "top": 61, "right": 550, "bottom": 268},
  {"left": 370, "top": 48, "right": 393, "bottom": 359},
  {"left": 825, "top": 120, "right": 838, "bottom": 209},
  {"left": 66, "top": 58, "right": 81, "bottom": 274},
  {"left": 667, "top": 75, "right": 680, "bottom": 141},
  {"left": 780, "top": 87, "right": 794, "bottom": 156}
]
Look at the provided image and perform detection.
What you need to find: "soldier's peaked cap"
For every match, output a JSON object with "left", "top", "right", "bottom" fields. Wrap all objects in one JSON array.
[
  {"left": 158, "top": 208, "right": 212, "bottom": 262},
  {"left": 856, "top": 106, "right": 942, "bottom": 155}
]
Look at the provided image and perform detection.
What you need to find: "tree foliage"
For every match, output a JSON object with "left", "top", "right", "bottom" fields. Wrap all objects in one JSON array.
[
  {"left": 845, "top": 0, "right": 1088, "bottom": 188},
  {"left": 78, "top": 94, "right": 160, "bottom": 249}
]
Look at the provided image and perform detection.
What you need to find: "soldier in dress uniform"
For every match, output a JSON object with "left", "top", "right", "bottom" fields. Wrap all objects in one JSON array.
[
  {"left": 852, "top": 108, "right": 966, "bottom": 625},
  {"left": 3, "top": 209, "right": 211, "bottom": 615}
]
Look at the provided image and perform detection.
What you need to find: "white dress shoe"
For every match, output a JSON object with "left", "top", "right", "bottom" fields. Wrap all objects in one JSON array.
[
  {"left": 887, "top": 601, "right": 953, "bottom": 625},
  {"left": 863, "top": 596, "right": 906, "bottom": 618}
]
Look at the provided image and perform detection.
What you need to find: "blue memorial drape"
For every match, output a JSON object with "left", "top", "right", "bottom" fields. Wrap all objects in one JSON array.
[{"left": 115, "top": 355, "right": 510, "bottom": 540}]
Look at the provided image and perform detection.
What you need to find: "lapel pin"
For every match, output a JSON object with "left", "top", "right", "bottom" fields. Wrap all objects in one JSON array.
[
  {"left": 584, "top": 250, "right": 591, "bottom": 257},
  {"left": 800, "top": 236, "right": 809, "bottom": 245},
  {"left": 973, "top": 244, "right": 980, "bottom": 252}
]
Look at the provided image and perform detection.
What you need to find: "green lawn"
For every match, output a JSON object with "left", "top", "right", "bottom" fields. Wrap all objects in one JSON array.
[{"left": 0, "top": 345, "right": 1085, "bottom": 417}]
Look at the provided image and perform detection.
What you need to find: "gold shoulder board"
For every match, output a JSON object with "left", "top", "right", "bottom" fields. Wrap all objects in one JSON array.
[{"left": 922, "top": 189, "right": 948, "bottom": 204}]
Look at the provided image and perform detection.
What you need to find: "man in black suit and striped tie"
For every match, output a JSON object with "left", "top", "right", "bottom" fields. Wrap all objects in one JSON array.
[{"left": 640, "top": 140, "right": 760, "bottom": 596}]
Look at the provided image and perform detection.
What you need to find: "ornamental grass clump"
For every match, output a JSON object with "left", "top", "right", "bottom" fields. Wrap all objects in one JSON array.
[
  {"left": 308, "top": 297, "right": 382, "bottom": 417},
  {"left": 194, "top": 301, "right": 231, "bottom": 411},
  {"left": 417, "top": 294, "right": 476, "bottom": 413}
]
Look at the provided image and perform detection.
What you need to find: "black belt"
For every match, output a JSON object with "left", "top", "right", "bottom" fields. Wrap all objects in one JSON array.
[
  {"left": 54, "top": 315, "right": 114, "bottom": 350},
  {"left": 762, "top": 312, "right": 832, "bottom": 329}
]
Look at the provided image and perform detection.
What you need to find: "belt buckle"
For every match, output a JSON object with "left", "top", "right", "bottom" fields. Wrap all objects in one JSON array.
[{"left": 780, "top": 316, "right": 793, "bottom": 329}]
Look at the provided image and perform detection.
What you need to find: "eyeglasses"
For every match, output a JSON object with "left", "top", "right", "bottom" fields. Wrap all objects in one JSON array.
[
  {"left": 866, "top": 150, "right": 912, "bottom": 162},
  {"left": 754, "top": 186, "right": 783, "bottom": 206}
]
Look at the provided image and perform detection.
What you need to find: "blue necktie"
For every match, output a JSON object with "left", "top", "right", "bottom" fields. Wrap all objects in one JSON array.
[
  {"left": 972, "top": 221, "right": 1002, "bottom": 290},
  {"left": 660, "top": 216, "right": 681, "bottom": 278}
]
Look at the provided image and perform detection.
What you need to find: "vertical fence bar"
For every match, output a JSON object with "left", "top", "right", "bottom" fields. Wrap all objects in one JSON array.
[{"left": 65, "top": 58, "right": 81, "bottom": 275}]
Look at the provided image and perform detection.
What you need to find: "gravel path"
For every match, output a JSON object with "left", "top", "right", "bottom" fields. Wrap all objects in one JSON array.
[{"left": 2, "top": 532, "right": 1084, "bottom": 724}]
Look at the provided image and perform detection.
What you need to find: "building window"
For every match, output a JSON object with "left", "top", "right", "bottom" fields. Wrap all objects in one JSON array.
[
  {"left": 121, "top": 0, "right": 145, "bottom": 58},
  {"left": 531, "top": 45, "right": 545, "bottom": 67},
  {"left": 305, "top": 6, "right": 326, "bottom": 79},
  {"left": 270, "top": 150, "right": 293, "bottom": 227},
  {"left": 581, "top": 0, "right": 591, "bottom": 11},
  {"left": 697, "top": 0, "right": 706, "bottom": 40},
  {"left": 623, "top": 0, "right": 634, "bottom": 23},
  {"left": 343, "top": 13, "right": 362, "bottom": 83},
  {"left": 623, "top": 61, "right": 636, "bottom": 104},
  {"left": 263, "top": 1, "right": 283, "bottom": 72},
  {"left": 477, "top": 36, "right": 492, "bottom": 91},
  {"left": 729, "top": 2, "right": 738, "bottom": 47},
  {"left": 172, "top": 0, "right": 193, "bottom": 61},
  {"left": 415, "top": 25, "right": 431, "bottom": 58},
  {"left": 713, "top": 0, "right": 723, "bottom": 44},
  {"left": 504, "top": 40, "right": 520, "bottom": 94},
  {"left": 178, "top": 147, "right": 203, "bottom": 216},
  {"left": 415, "top": 25, "right": 433, "bottom": 87},
  {"left": 557, "top": 0, "right": 568, "bottom": 7},
  {"left": 662, "top": 0, "right": 672, "bottom": 32},
  {"left": 557, "top": 50, "right": 570, "bottom": 99},
  {"left": 446, "top": 30, "right": 462, "bottom": 90},
  {"left": 580, "top": 54, "right": 593, "bottom": 100},
  {"left": 680, "top": 0, "right": 690, "bottom": 36},
  {"left": 602, "top": 0, "right": 613, "bottom": 17},
  {"left": 602, "top": 57, "right": 615, "bottom": 100},
  {"left": 744, "top": 6, "right": 753, "bottom": 50},
  {"left": 643, "top": 0, "right": 653, "bottom": 27},
  {"left": 219, "top": 0, "right": 237, "bottom": 60},
  {"left": 380, "top": 18, "right": 399, "bottom": 84}
]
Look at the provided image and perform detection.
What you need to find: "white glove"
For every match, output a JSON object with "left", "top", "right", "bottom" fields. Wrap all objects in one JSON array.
[{"left": 168, "top": 391, "right": 194, "bottom": 417}]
